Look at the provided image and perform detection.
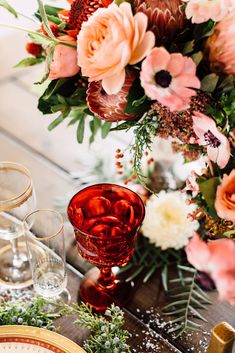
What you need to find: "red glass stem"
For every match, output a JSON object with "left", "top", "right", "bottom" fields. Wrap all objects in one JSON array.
[{"left": 98, "top": 267, "right": 116, "bottom": 289}]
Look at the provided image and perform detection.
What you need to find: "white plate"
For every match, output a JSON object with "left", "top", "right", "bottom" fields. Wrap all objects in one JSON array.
[{"left": 0, "top": 325, "right": 86, "bottom": 353}]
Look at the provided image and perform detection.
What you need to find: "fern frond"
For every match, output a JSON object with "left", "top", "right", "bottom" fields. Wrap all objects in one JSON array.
[{"left": 163, "top": 265, "right": 211, "bottom": 337}]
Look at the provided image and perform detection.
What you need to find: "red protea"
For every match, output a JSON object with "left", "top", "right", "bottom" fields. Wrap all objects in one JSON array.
[
  {"left": 134, "top": 0, "right": 185, "bottom": 44},
  {"left": 87, "top": 69, "right": 138, "bottom": 122},
  {"left": 69, "top": 0, "right": 105, "bottom": 31}
]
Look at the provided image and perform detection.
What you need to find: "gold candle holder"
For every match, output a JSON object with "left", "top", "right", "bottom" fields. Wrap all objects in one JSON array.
[{"left": 206, "top": 322, "right": 235, "bottom": 353}]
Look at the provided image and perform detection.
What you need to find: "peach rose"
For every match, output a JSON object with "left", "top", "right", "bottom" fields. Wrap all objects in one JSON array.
[
  {"left": 215, "top": 169, "right": 235, "bottom": 224},
  {"left": 49, "top": 35, "right": 80, "bottom": 80},
  {"left": 186, "top": 233, "right": 235, "bottom": 305},
  {"left": 77, "top": 2, "right": 155, "bottom": 94}
]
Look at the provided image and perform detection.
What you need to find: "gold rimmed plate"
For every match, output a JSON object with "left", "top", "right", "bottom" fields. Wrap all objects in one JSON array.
[{"left": 0, "top": 325, "right": 86, "bottom": 353}]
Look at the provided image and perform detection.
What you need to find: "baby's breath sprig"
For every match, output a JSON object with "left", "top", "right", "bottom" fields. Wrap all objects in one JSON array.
[
  {"left": 62, "top": 302, "right": 131, "bottom": 353},
  {"left": 0, "top": 296, "right": 57, "bottom": 330}
]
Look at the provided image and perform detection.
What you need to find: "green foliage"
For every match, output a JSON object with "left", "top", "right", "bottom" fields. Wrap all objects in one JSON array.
[
  {"left": 201, "top": 73, "right": 219, "bottom": 93},
  {"left": 34, "top": 4, "right": 63, "bottom": 20},
  {"left": 62, "top": 303, "right": 131, "bottom": 353},
  {"left": 37, "top": 0, "right": 57, "bottom": 39},
  {"left": 0, "top": 296, "right": 57, "bottom": 330},
  {"left": 0, "top": 0, "right": 17, "bottom": 17},
  {"left": 199, "top": 177, "right": 220, "bottom": 216},
  {"left": 130, "top": 114, "right": 158, "bottom": 189},
  {"left": 193, "top": 20, "right": 215, "bottom": 41},
  {"left": 163, "top": 265, "right": 212, "bottom": 337},
  {"left": 14, "top": 57, "right": 44, "bottom": 68},
  {"left": 124, "top": 78, "right": 151, "bottom": 115},
  {"left": 120, "top": 235, "right": 185, "bottom": 285}
]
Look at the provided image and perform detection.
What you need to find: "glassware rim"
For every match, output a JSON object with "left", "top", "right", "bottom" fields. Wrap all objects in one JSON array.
[
  {"left": 24, "top": 208, "right": 64, "bottom": 242},
  {"left": 0, "top": 161, "right": 33, "bottom": 205},
  {"left": 67, "top": 182, "right": 145, "bottom": 237}
]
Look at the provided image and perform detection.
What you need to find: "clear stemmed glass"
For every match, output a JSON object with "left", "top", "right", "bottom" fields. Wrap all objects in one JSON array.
[
  {"left": 24, "top": 209, "right": 70, "bottom": 304},
  {"left": 0, "top": 161, "right": 36, "bottom": 288},
  {"left": 67, "top": 183, "right": 145, "bottom": 312}
]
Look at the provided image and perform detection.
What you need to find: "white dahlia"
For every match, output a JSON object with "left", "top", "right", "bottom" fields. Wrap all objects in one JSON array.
[{"left": 142, "top": 191, "right": 199, "bottom": 250}]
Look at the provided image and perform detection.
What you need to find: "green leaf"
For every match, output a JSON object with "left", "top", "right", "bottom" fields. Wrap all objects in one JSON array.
[
  {"left": 0, "top": 0, "right": 17, "bottom": 17},
  {"left": 37, "top": 0, "right": 56, "bottom": 39},
  {"left": 164, "top": 300, "right": 188, "bottom": 309},
  {"left": 183, "top": 40, "right": 194, "bottom": 54},
  {"left": 101, "top": 122, "right": 112, "bottom": 139},
  {"left": 201, "top": 73, "right": 219, "bottom": 93},
  {"left": 28, "top": 32, "right": 54, "bottom": 46},
  {"left": 35, "top": 4, "right": 63, "bottom": 21},
  {"left": 77, "top": 116, "right": 85, "bottom": 143},
  {"left": 191, "top": 51, "right": 203, "bottom": 66},
  {"left": 177, "top": 265, "right": 196, "bottom": 273},
  {"left": 14, "top": 57, "right": 44, "bottom": 68},
  {"left": 124, "top": 78, "right": 151, "bottom": 115},
  {"left": 43, "top": 79, "right": 67, "bottom": 100},
  {"left": 189, "top": 306, "right": 207, "bottom": 322},
  {"left": 199, "top": 177, "right": 220, "bottom": 214},
  {"left": 48, "top": 113, "right": 64, "bottom": 131},
  {"left": 161, "top": 265, "right": 168, "bottom": 292}
]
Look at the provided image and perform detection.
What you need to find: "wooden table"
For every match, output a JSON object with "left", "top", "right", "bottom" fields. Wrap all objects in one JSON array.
[{"left": 0, "top": 63, "right": 235, "bottom": 353}]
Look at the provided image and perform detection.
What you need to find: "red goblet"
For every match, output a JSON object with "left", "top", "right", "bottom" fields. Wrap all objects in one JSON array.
[{"left": 67, "top": 183, "right": 145, "bottom": 312}]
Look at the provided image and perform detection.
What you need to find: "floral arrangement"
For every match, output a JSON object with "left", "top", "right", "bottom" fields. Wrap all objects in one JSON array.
[{"left": 1, "top": 0, "right": 235, "bottom": 335}]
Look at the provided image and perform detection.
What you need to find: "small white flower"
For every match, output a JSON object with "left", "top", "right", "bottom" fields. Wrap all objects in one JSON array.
[{"left": 142, "top": 191, "right": 199, "bottom": 250}]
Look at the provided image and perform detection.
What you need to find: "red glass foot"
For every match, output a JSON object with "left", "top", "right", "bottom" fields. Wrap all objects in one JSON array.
[{"left": 79, "top": 267, "right": 132, "bottom": 312}]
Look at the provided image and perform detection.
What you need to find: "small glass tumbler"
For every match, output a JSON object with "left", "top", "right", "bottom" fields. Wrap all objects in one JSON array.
[
  {"left": 24, "top": 209, "right": 70, "bottom": 304},
  {"left": 0, "top": 161, "right": 36, "bottom": 288}
]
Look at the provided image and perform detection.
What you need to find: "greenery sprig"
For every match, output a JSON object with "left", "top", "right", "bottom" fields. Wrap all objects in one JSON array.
[
  {"left": 163, "top": 265, "right": 212, "bottom": 337},
  {"left": 0, "top": 296, "right": 57, "bottom": 330},
  {"left": 61, "top": 302, "right": 131, "bottom": 353}
]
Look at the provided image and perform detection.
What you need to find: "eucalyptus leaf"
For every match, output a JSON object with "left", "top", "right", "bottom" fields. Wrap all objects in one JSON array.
[{"left": 0, "top": 0, "right": 17, "bottom": 17}]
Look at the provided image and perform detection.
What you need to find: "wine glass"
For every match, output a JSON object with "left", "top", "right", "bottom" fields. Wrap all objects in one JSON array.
[
  {"left": 24, "top": 209, "right": 70, "bottom": 304},
  {"left": 67, "top": 183, "right": 145, "bottom": 312},
  {"left": 0, "top": 161, "right": 36, "bottom": 288}
]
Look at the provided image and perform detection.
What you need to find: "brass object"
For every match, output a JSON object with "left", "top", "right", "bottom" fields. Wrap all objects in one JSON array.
[{"left": 206, "top": 322, "right": 235, "bottom": 353}]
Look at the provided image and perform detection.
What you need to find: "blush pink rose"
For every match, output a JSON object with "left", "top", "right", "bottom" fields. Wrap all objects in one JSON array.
[
  {"left": 215, "top": 169, "right": 235, "bottom": 223},
  {"left": 185, "top": 233, "right": 235, "bottom": 305},
  {"left": 77, "top": 2, "right": 155, "bottom": 95},
  {"left": 49, "top": 35, "right": 80, "bottom": 80}
]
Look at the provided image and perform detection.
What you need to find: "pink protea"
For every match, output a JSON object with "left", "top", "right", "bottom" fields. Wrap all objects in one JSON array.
[
  {"left": 87, "top": 69, "right": 138, "bottom": 122},
  {"left": 185, "top": 0, "right": 235, "bottom": 24},
  {"left": 134, "top": 0, "right": 185, "bottom": 44},
  {"left": 140, "top": 47, "right": 200, "bottom": 112},
  {"left": 207, "top": 10, "right": 235, "bottom": 75},
  {"left": 192, "top": 111, "right": 230, "bottom": 169}
]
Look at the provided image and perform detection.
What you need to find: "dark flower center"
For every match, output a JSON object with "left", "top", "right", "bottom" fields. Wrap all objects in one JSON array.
[
  {"left": 204, "top": 130, "right": 221, "bottom": 148},
  {"left": 155, "top": 70, "right": 172, "bottom": 88}
]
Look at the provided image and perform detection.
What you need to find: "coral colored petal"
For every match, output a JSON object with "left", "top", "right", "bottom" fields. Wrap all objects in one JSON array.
[
  {"left": 173, "top": 74, "right": 200, "bottom": 89},
  {"left": 102, "top": 69, "right": 126, "bottom": 94},
  {"left": 129, "top": 31, "right": 155, "bottom": 65},
  {"left": 167, "top": 53, "right": 185, "bottom": 77},
  {"left": 132, "top": 12, "right": 148, "bottom": 50},
  {"left": 150, "top": 47, "right": 171, "bottom": 72}
]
